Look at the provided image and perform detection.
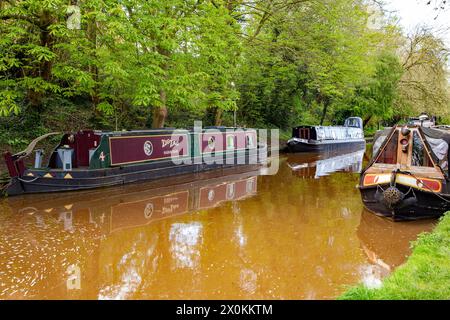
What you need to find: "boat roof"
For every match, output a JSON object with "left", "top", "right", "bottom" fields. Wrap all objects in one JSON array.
[{"left": 90, "top": 127, "right": 255, "bottom": 136}]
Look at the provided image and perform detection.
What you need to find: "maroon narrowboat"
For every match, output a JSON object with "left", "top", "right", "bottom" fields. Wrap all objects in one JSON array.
[{"left": 2, "top": 127, "right": 266, "bottom": 196}]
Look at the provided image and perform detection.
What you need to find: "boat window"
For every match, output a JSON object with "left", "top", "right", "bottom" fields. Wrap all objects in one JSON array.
[
  {"left": 344, "top": 117, "right": 362, "bottom": 129},
  {"left": 226, "top": 135, "right": 235, "bottom": 150},
  {"left": 375, "top": 130, "right": 398, "bottom": 164},
  {"left": 412, "top": 132, "right": 434, "bottom": 167},
  {"left": 246, "top": 134, "right": 254, "bottom": 147}
]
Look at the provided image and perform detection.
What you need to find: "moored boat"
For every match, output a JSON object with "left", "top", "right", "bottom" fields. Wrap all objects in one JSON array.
[
  {"left": 2, "top": 127, "right": 266, "bottom": 196},
  {"left": 287, "top": 117, "right": 365, "bottom": 152},
  {"left": 359, "top": 124, "right": 450, "bottom": 220},
  {"left": 407, "top": 113, "right": 436, "bottom": 127}
]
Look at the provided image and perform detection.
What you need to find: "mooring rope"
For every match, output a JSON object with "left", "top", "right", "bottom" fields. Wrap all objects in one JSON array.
[{"left": 17, "top": 176, "right": 40, "bottom": 183}]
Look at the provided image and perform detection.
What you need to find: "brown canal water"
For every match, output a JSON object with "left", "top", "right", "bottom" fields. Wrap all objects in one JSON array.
[{"left": 0, "top": 148, "right": 435, "bottom": 299}]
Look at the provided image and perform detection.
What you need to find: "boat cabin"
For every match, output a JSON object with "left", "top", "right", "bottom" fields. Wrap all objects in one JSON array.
[
  {"left": 291, "top": 117, "right": 364, "bottom": 142},
  {"left": 368, "top": 126, "right": 449, "bottom": 179},
  {"left": 407, "top": 114, "right": 436, "bottom": 128}
]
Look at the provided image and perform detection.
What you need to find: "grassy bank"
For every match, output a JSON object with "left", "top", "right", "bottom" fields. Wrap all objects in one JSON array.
[{"left": 340, "top": 212, "right": 450, "bottom": 300}]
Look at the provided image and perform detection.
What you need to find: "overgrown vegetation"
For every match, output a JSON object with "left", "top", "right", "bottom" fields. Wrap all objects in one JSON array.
[
  {"left": 340, "top": 212, "right": 450, "bottom": 300},
  {"left": 0, "top": 0, "right": 449, "bottom": 154}
]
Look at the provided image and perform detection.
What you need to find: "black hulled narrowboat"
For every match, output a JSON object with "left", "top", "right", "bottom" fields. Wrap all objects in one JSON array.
[
  {"left": 287, "top": 117, "right": 365, "bottom": 152},
  {"left": 3, "top": 127, "right": 266, "bottom": 196},
  {"left": 359, "top": 125, "right": 450, "bottom": 220}
]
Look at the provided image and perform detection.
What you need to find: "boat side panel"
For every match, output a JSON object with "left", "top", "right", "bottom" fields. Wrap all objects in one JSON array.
[
  {"left": 199, "top": 130, "right": 257, "bottom": 154},
  {"left": 7, "top": 147, "right": 265, "bottom": 196},
  {"left": 109, "top": 133, "right": 190, "bottom": 166},
  {"left": 287, "top": 139, "right": 365, "bottom": 153},
  {"left": 89, "top": 135, "right": 111, "bottom": 169}
]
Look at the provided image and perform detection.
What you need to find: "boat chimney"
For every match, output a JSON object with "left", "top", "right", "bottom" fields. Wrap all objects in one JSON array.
[{"left": 34, "top": 149, "right": 44, "bottom": 168}]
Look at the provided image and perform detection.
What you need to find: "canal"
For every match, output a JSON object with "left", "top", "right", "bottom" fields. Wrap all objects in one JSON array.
[{"left": 0, "top": 148, "right": 435, "bottom": 299}]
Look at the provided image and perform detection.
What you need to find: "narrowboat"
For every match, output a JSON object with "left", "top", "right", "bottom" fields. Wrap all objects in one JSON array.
[
  {"left": 287, "top": 117, "right": 365, "bottom": 152},
  {"left": 2, "top": 127, "right": 266, "bottom": 196},
  {"left": 407, "top": 113, "right": 436, "bottom": 127},
  {"left": 359, "top": 125, "right": 450, "bottom": 220}
]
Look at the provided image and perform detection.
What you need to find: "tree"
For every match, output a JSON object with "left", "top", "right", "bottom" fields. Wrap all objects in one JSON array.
[
  {"left": 0, "top": 0, "right": 72, "bottom": 115},
  {"left": 236, "top": 0, "right": 394, "bottom": 128},
  {"left": 396, "top": 27, "right": 450, "bottom": 119},
  {"left": 0, "top": 0, "right": 241, "bottom": 129},
  {"left": 344, "top": 53, "right": 404, "bottom": 126}
]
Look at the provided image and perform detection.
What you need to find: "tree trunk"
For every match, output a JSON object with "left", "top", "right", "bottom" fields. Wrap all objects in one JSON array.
[
  {"left": 363, "top": 115, "right": 372, "bottom": 127},
  {"left": 152, "top": 89, "right": 168, "bottom": 128},
  {"left": 319, "top": 96, "right": 329, "bottom": 126},
  {"left": 27, "top": 10, "right": 54, "bottom": 110},
  {"left": 154, "top": 46, "right": 170, "bottom": 128},
  {"left": 87, "top": 16, "right": 99, "bottom": 110},
  {"left": 39, "top": 10, "right": 53, "bottom": 82},
  {"left": 214, "top": 108, "right": 223, "bottom": 126}
]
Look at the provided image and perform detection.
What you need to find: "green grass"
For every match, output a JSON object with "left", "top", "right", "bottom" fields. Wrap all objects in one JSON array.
[{"left": 340, "top": 212, "right": 450, "bottom": 300}]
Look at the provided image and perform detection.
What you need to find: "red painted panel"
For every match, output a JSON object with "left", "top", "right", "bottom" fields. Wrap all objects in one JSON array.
[
  {"left": 109, "top": 134, "right": 189, "bottom": 166},
  {"left": 110, "top": 191, "right": 189, "bottom": 232},
  {"left": 3, "top": 152, "right": 18, "bottom": 177},
  {"left": 16, "top": 159, "right": 26, "bottom": 175},
  {"left": 363, "top": 174, "right": 376, "bottom": 185},
  {"left": 200, "top": 130, "right": 257, "bottom": 154},
  {"left": 75, "top": 130, "right": 101, "bottom": 167},
  {"left": 418, "top": 179, "right": 441, "bottom": 192},
  {"left": 198, "top": 177, "right": 257, "bottom": 209}
]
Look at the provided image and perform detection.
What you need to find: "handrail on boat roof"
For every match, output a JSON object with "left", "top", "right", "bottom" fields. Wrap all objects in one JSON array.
[{"left": 12, "top": 132, "right": 61, "bottom": 160}]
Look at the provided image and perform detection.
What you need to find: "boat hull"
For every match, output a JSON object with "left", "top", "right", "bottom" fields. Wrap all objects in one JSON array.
[
  {"left": 359, "top": 183, "right": 450, "bottom": 221},
  {"left": 5, "top": 147, "right": 266, "bottom": 196},
  {"left": 287, "top": 138, "right": 366, "bottom": 153}
]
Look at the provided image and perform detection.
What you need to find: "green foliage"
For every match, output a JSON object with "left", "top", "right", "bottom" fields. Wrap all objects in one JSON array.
[
  {"left": 340, "top": 212, "right": 450, "bottom": 300},
  {"left": 0, "top": 0, "right": 448, "bottom": 140},
  {"left": 236, "top": 0, "right": 403, "bottom": 129},
  {"left": 341, "top": 53, "right": 404, "bottom": 124},
  {"left": 0, "top": 0, "right": 240, "bottom": 128}
]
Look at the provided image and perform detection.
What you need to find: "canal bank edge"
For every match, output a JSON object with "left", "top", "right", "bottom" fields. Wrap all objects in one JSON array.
[{"left": 339, "top": 212, "right": 450, "bottom": 300}]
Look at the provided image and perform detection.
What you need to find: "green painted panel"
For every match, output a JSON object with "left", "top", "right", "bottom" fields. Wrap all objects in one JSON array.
[{"left": 89, "top": 135, "right": 111, "bottom": 169}]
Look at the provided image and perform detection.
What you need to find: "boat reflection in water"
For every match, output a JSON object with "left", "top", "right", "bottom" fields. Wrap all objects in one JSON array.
[
  {"left": 357, "top": 209, "right": 435, "bottom": 270},
  {"left": 286, "top": 147, "right": 366, "bottom": 178},
  {"left": 355, "top": 209, "right": 435, "bottom": 288},
  {"left": 0, "top": 167, "right": 259, "bottom": 299}
]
